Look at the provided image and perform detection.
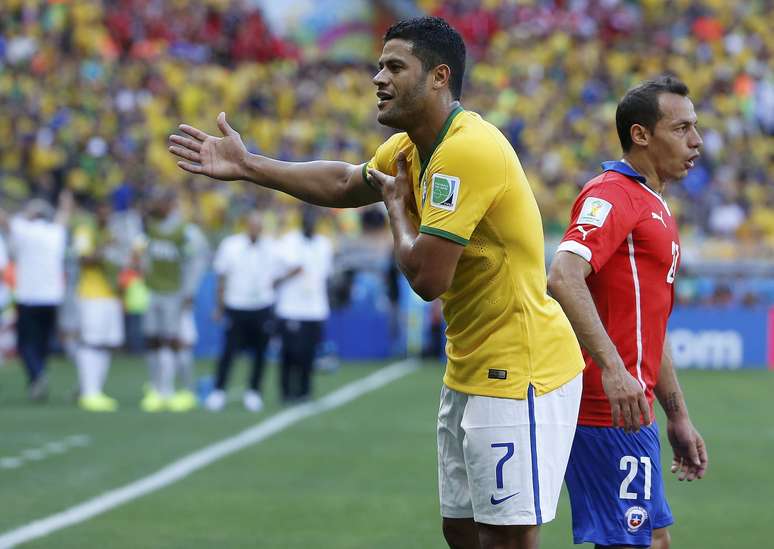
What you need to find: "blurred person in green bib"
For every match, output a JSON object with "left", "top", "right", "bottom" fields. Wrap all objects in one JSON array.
[{"left": 134, "top": 188, "right": 208, "bottom": 412}]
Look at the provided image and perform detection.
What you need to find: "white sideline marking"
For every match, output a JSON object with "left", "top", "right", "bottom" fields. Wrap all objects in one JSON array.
[
  {"left": 0, "top": 458, "right": 22, "bottom": 470},
  {"left": 0, "top": 435, "right": 92, "bottom": 471},
  {"left": 0, "top": 360, "right": 419, "bottom": 548},
  {"left": 19, "top": 450, "right": 45, "bottom": 461}
]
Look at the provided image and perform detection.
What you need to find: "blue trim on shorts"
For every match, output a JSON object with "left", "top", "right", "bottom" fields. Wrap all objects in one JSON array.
[{"left": 527, "top": 384, "right": 543, "bottom": 525}]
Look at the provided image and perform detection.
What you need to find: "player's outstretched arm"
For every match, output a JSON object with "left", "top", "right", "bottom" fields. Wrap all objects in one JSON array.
[
  {"left": 55, "top": 189, "right": 74, "bottom": 226},
  {"left": 548, "top": 251, "right": 651, "bottom": 432},
  {"left": 368, "top": 153, "right": 463, "bottom": 301},
  {"left": 656, "top": 338, "right": 708, "bottom": 481},
  {"left": 168, "top": 112, "right": 381, "bottom": 208}
]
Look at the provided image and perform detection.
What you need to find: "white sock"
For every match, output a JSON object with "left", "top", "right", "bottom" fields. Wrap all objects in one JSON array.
[
  {"left": 63, "top": 337, "right": 79, "bottom": 363},
  {"left": 176, "top": 348, "right": 194, "bottom": 390},
  {"left": 146, "top": 350, "right": 161, "bottom": 392},
  {"left": 158, "top": 347, "right": 176, "bottom": 397},
  {"left": 76, "top": 346, "right": 101, "bottom": 398},
  {"left": 95, "top": 349, "right": 111, "bottom": 393}
]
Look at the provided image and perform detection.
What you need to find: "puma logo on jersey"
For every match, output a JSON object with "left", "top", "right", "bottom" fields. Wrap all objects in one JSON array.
[
  {"left": 576, "top": 225, "right": 597, "bottom": 241},
  {"left": 651, "top": 211, "right": 666, "bottom": 228}
]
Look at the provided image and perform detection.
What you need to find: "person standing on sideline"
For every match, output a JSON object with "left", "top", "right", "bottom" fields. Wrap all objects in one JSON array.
[
  {"left": 168, "top": 16, "right": 584, "bottom": 548},
  {"left": 275, "top": 206, "right": 332, "bottom": 403},
  {"left": 7, "top": 191, "right": 72, "bottom": 401},
  {"left": 206, "top": 210, "right": 278, "bottom": 412},
  {"left": 174, "top": 218, "right": 209, "bottom": 409},
  {"left": 548, "top": 75, "right": 708, "bottom": 548},
  {"left": 137, "top": 188, "right": 207, "bottom": 412},
  {"left": 71, "top": 200, "right": 124, "bottom": 411},
  {"left": 0, "top": 222, "right": 9, "bottom": 367},
  {"left": 0, "top": 224, "right": 8, "bottom": 314}
]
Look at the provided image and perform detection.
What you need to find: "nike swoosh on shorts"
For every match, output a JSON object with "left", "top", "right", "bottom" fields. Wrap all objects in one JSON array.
[{"left": 490, "top": 492, "right": 519, "bottom": 505}]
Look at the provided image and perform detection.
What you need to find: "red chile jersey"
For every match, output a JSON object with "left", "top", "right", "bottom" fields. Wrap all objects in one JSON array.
[{"left": 556, "top": 161, "right": 680, "bottom": 427}]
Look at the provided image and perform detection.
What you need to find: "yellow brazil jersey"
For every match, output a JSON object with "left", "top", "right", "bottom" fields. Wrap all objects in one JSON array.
[
  {"left": 73, "top": 223, "right": 118, "bottom": 299},
  {"left": 364, "top": 107, "right": 583, "bottom": 398}
]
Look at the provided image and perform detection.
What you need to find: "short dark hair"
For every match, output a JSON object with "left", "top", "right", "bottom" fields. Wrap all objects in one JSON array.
[
  {"left": 384, "top": 16, "right": 466, "bottom": 101},
  {"left": 615, "top": 75, "right": 690, "bottom": 152}
]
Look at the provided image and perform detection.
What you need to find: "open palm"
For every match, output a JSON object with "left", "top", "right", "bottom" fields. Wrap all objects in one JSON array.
[{"left": 168, "top": 112, "right": 247, "bottom": 181}]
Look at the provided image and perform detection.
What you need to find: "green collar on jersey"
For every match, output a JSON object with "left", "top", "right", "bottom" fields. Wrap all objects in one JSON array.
[{"left": 418, "top": 104, "right": 464, "bottom": 185}]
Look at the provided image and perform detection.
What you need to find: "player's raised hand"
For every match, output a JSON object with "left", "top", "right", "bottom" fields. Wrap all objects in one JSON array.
[
  {"left": 667, "top": 418, "right": 707, "bottom": 481},
  {"left": 55, "top": 188, "right": 74, "bottom": 225},
  {"left": 367, "top": 152, "right": 414, "bottom": 211},
  {"left": 601, "top": 365, "right": 651, "bottom": 433},
  {"left": 169, "top": 112, "right": 247, "bottom": 181}
]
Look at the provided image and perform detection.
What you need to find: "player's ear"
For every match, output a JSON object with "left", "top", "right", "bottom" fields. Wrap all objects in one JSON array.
[
  {"left": 432, "top": 64, "right": 451, "bottom": 91},
  {"left": 630, "top": 123, "right": 650, "bottom": 148}
]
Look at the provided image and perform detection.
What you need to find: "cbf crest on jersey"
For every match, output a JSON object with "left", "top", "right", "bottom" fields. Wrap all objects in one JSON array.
[
  {"left": 577, "top": 197, "right": 612, "bottom": 227},
  {"left": 625, "top": 506, "right": 648, "bottom": 533},
  {"left": 430, "top": 174, "right": 460, "bottom": 211}
]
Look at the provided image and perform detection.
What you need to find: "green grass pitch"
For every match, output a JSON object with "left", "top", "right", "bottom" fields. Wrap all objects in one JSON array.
[{"left": 0, "top": 356, "right": 769, "bottom": 548}]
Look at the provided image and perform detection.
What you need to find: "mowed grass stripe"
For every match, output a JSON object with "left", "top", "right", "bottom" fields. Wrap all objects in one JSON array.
[{"left": 0, "top": 360, "right": 419, "bottom": 549}]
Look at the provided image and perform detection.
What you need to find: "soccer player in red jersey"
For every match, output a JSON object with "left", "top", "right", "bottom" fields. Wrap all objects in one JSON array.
[{"left": 548, "top": 75, "right": 708, "bottom": 548}]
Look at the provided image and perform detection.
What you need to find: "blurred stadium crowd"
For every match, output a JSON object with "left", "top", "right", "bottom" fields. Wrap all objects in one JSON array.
[{"left": 0, "top": 0, "right": 772, "bottom": 312}]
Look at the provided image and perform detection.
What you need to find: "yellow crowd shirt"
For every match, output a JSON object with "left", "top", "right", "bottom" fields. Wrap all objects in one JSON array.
[
  {"left": 73, "top": 223, "right": 118, "bottom": 300},
  {"left": 364, "top": 107, "right": 583, "bottom": 398}
]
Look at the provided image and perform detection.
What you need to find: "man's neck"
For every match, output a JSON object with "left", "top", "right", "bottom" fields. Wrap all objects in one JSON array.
[
  {"left": 407, "top": 100, "right": 460, "bottom": 163},
  {"left": 622, "top": 152, "right": 666, "bottom": 194}
]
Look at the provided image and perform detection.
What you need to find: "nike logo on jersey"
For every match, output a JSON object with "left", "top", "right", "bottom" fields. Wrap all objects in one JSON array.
[
  {"left": 651, "top": 211, "right": 667, "bottom": 228},
  {"left": 575, "top": 225, "right": 597, "bottom": 241},
  {"left": 490, "top": 492, "right": 519, "bottom": 505}
]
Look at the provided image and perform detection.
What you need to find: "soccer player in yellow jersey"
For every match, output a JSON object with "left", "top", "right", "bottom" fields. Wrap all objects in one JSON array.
[
  {"left": 72, "top": 201, "right": 123, "bottom": 412},
  {"left": 169, "top": 16, "right": 584, "bottom": 549}
]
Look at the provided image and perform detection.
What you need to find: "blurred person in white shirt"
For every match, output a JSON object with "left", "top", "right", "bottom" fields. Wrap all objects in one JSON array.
[
  {"left": 275, "top": 206, "right": 333, "bottom": 403},
  {"left": 206, "top": 210, "right": 278, "bottom": 412},
  {"left": 708, "top": 195, "right": 746, "bottom": 237},
  {"left": 7, "top": 192, "right": 72, "bottom": 400}
]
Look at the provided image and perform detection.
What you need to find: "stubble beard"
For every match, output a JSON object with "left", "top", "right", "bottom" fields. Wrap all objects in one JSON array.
[{"left": 376, "top": 79, "right": 427, "bottom": 131}]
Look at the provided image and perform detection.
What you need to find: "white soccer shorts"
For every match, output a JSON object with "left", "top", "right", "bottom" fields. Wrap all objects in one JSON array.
[
  {"left": 78, "top": 298, "right": 124, "bottom": 347},
  {"left": 143, "top": 292, "right": 184, "bottom": 339},
  {"left": 437, "top": 374, "right": 581, "bottom": 525}
]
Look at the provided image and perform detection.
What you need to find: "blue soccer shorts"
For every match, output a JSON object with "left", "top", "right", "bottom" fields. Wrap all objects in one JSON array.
[{"left": 564, "top": 422, "right": 674, "bottom": 547}]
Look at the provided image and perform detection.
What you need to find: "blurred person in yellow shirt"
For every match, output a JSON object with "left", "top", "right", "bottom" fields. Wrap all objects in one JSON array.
[{"left": 72, "top": 200, "right": 124, "bottom": 412}]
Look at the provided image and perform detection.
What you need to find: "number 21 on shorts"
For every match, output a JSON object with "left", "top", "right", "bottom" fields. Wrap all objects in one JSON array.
[{"left": 619, "top": 455, "right": 652, "bottom": 500}]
